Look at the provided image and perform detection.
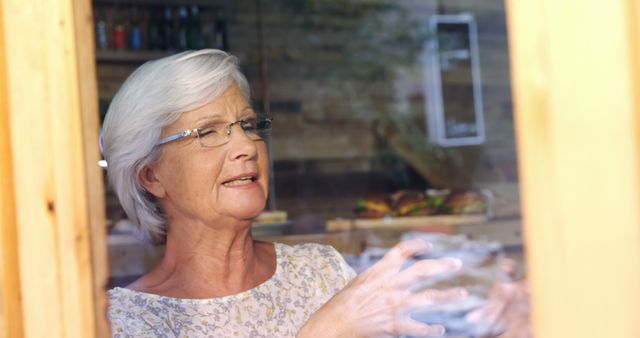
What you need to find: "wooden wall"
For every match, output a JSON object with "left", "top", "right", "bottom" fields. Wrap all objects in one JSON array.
[{"left": 0, "top": 0, "right": 108, "bottom": 337}]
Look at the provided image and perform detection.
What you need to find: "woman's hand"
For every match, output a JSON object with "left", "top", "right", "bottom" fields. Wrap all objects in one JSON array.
[
  {"left": 298, "top": 239, "right": 468, "bottom": 338},
  {"left": 465, "top": 259, "right": 531, "bottom": 338}
]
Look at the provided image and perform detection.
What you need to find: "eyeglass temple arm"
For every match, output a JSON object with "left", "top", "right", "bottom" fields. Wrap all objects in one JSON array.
[{"left": 157, "top": 131, "right": 188, "bottom": 146}]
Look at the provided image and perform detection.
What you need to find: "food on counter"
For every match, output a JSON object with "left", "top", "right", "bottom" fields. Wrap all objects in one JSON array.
[
  {"left": 354, "top": 193, "right": 394, "bottom": 218},
  {"left": 393, "top": 190, "right": 438, "bottom": 216},
  {"left": 353, "top": 189, "right": 490, "bottom": 218},
  {"left": 426, "top": 189, "right": 450, "bottom": 211},
  {"left": 254, "top": 210, "right": 288, "bottom": 224},
  {"left": 445, "top": 190, "right": 488, "bottom": 215}
]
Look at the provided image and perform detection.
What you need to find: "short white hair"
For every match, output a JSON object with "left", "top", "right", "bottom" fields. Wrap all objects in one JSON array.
[{"left": 102, "top": 49, "right": 250, "bottom": 243}]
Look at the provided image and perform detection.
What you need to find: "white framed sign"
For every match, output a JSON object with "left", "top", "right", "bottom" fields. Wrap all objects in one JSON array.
[{"left": 422, "top": 13, "right": 485, "bottom": 147}]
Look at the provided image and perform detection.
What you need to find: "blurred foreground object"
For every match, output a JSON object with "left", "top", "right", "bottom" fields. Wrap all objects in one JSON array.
[
  {"left": 344, "top": 232, "right": 529, "bottom": 337},
  {"left": 466, "top": 259, "right": 531, "bottom": 338}
]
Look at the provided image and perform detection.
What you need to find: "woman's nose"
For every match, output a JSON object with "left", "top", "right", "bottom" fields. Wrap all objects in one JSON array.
[
  {"left": 226, "top": 124, "right": 257, "bottom": 159},
  {"left": 226, "top": 122, "right": 252, "bottom": 141}
]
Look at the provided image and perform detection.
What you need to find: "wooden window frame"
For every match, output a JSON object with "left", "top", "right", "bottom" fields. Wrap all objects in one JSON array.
[
  {"left": 1, "top": 0, "right": 639, "bottom": 337},
  {"left": 507, "top": 0, "right": 640, "bottom": 336},
  {"left": 0, "top": 0, "right": 108, "bottom": 337}
]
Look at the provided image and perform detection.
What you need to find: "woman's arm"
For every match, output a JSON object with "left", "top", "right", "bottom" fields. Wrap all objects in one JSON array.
[{"left": 297, "top": 239, "right": 467, "bottom": 338}]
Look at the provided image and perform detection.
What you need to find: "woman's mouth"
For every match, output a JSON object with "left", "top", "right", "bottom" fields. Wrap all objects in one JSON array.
[{"left": 222, "top": 175, "right": 257, "bottom": 187}]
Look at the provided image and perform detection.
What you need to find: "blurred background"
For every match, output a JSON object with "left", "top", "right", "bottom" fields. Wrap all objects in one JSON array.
[{"left": 93, "top": 2, "right": 525, "bottom": 313}]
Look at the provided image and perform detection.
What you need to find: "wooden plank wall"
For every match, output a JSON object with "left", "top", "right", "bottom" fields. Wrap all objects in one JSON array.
[
  {"left": 507, "top": 0, "right": 640, "bottom": 337},
  {"left": 0, "top": 0, "right": 108, "bottom": 337}
]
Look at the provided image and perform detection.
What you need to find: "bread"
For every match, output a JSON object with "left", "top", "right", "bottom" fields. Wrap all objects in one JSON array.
[
  {"left": 354, "top": 193, "right": 394, "bottom": 218},
  {"left": 393, "top": 190, "right": 438, "bottom": 216},
  {"left": 445, "top": 190, "right": 487, "bottom": 215}
]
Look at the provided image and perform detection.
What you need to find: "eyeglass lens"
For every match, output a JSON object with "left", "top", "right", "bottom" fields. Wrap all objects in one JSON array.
[{"left": 196, "top": 118, "right": 271, "bottom": 147}]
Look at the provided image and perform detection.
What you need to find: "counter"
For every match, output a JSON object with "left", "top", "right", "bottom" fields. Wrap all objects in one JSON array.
[{"left": 108, "top": 217, "right": 524, "bottom": 287}]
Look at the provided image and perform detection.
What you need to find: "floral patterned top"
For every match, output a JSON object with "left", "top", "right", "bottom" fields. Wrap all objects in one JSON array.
[{"left": 108, "top": 243, "right": 356, "bottom": 337}]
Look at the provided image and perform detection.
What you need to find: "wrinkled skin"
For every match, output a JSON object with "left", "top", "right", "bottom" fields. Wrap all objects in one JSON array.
[
  {"left": 298, "top": 239, "right": 469, "bottom": 337},
  {"left": 298, "top": 243, "right": 531, "bottom": 338}
]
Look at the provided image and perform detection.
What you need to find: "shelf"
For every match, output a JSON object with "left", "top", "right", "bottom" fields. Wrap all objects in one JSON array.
[
  {"left": 325, "top": 214, "right": 488, "bottom": 232},
  {"left": 93, "top": 0, "right": 224, "bottom": 7},
  {"left": 251, "top": 220, "right": 294, "bottom": 237},
  {"left": 96, "top": 50, "right": 174, "bottom": 63}
]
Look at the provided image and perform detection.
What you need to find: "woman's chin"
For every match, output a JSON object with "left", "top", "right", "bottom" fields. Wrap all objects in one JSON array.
[{"left": 222, "top": 201, "right": 267, "bottom": 222}]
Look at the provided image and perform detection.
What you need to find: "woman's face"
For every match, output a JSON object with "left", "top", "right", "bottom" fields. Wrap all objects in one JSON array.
[{"left": 143, "top": 83, "right": 269, "bottom": 228}]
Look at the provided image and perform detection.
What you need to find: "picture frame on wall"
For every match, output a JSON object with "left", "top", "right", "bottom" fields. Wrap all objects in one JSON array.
[{"left": 422, "top": 13, "right": 485, "bottom": 147}]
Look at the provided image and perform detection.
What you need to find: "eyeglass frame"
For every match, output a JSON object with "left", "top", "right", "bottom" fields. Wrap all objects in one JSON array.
[{"left": 156, "top": 116, "right": 273, "bottom": 147}]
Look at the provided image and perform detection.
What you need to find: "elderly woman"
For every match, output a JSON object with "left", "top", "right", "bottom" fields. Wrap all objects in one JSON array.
[{"left": 103, "top": 49, "right": 526, "bottom": 337}]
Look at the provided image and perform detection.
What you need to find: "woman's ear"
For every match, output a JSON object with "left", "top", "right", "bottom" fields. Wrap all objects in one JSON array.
[{"left": 139, "top": 165, "right": 166, "bottom": 198}]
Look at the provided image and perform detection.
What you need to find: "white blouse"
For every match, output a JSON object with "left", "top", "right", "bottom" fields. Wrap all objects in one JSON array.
[{"left": 108, "top": 243, "right": 356, "bottom": 337}]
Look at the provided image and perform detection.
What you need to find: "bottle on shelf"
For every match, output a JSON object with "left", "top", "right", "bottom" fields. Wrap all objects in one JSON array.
[
  {"left": 201, "top": 11, "right": 216, "bottom": 50},
  {"left": 147, "top": 7, "right": 163, "bottom": 51},
  {"left": 111, "top": 4, "right": 129, "bottom": 50},
  {"left": 213, "top": 13, "right": 229, "bottom": 51},
  {"left": 112, "top": 19, "right": 127, "bottom": 50},
  {"left": 95, "top": 3, "right": 227, "bottom": 58},
  {"left": 177, "top": 6, "right": 189, "bottom": 50},
  {"left": 187, "top": 5, "right": 203, "bottom": 49},
  {"left": 129, "top": 6, "right": 144, "bottom": 50},
  {"left": 162, "top": 6, "right": 176, "bottom": 51},
  {"left": 95, "top": 8, "right": 109, "bottom": 50}
]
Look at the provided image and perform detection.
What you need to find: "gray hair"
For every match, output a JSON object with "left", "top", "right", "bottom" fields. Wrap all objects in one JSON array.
[{"left": 102, "top": 49, "right": 250, "bottom": 244}]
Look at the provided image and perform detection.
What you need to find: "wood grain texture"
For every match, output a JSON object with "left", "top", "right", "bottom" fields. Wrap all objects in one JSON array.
[
  {"left": 0, "top": 3, "right": 25, "bottom": 338},
  {"left": 506, "top": 0, "right": 640, "bottom": 336},
  {"left": 1, "top": 0, "right": 107, "bottom": 336},
  {"left": 71, "top": 0, "right": 110, "bottom": 336}
]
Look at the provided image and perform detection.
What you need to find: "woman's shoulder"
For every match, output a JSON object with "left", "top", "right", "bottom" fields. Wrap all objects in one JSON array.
[
  {"left": 276, "top": 242, "right": 343, "bottom": 265},
  {"left": 107, "top": 288, "right": 174, "bottom": 337},
  {"left": 277, "top": 241, "right": 337, "bottom": 255}
]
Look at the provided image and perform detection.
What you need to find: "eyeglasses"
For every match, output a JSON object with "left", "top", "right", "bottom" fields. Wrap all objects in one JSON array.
[{"left": 156, "top": 116, "right": 273, "bottom": 148}]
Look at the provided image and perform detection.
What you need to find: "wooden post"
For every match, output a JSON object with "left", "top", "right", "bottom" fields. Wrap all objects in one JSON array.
[
  {"left": 507, "top": 0, "right": 640, "bottom": 337},
  {"left": 71, "top": 0, "right": 110, "bottom": 335},
  {"left": 0, "top": 3, "right": 25, "bottom": 338},
  {"left": 0, "top": 0, "right": 108, "bottom": 337}
]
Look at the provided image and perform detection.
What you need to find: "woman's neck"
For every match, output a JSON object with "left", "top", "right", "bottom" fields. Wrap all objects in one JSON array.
[{"left": 127, "top": 219, "right": 276, "bottom": 298}]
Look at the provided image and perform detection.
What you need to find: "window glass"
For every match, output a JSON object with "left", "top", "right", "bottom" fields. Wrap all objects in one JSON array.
[{"left": 97, "top": 0, "right": 524, "bottom": 308}]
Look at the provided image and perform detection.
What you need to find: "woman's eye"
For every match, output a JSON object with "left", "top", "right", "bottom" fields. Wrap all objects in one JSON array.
[
  {"left": 198, "top": 126, "right": 218, "bottom": 137},
  {"left": 241, "top": 119, "right": 257, "bottom": 131}
]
